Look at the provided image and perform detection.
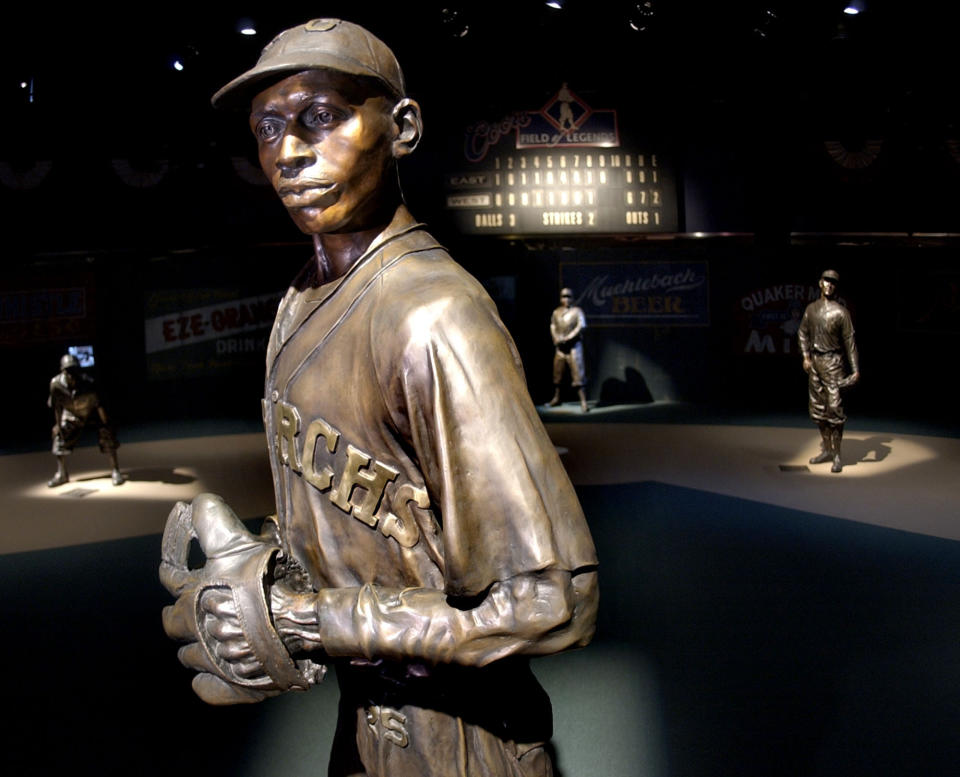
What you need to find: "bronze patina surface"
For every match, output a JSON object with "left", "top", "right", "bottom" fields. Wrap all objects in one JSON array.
[
  {"left": 798, "top": 269, "right": 860, "bottom": 473},
  {"left": 160, "top": 18, "right": 597, "bottom": 777}
]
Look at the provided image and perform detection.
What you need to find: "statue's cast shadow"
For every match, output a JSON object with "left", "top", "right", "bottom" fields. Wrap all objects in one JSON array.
[
  {"left": 597, "top": 367, "right": 653, "bottom": 407},
  {"left": 75, "top": 468, "right": 196, "bottom": 485},
  {"left": 840, "top": 435, "right": 894, "bottom": 467}
]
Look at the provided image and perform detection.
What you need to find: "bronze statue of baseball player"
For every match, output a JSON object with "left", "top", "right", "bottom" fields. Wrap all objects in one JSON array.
[
  {"left": 798, "top": 269, "right": 860, "bottom": 473},
  {"left": 159, "top": 19, "right": 597, "bottom": 777},
  {"left": 547, "top": 288, "right": 589, "bottom": 412},
  {"left": 47, "top": 353, "right": 124, "bottom": 487}
]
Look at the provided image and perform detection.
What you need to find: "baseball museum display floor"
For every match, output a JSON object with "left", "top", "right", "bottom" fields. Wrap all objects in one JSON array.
[{"left": 2, "top": 407, "right": 958, "bottom": 776}]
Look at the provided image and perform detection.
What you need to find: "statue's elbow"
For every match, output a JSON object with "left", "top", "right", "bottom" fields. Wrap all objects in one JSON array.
[
  {"left": 536, "top": 568, "right": 599, "bottom": 653},
  {"left": 566, "top": 568, "right": 599, "bottom": 648}
]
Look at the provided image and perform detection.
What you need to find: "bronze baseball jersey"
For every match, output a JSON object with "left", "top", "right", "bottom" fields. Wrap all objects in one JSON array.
[
  {"left": 261, "top": 205, "right": 597, "bottom": 775},
  {"left": 798, "top": 296, "right": 858, "bottom": 426}
]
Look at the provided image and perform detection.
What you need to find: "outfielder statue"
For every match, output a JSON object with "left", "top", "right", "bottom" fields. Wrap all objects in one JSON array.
[
  {"left": 547, "top": 287, "right": 589, "bottom": 413},
  {"left": 159, "top": 19, "right": 598, "bottom": 777},
  {"left": 47, "top": 353, "right": 124, "bottom": 487},
  {"left": 798, "top": 269, "right": 860, "bottom": 473}
]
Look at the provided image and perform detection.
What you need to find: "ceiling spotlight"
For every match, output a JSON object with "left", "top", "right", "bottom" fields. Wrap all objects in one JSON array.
[
  {"left": 441, "top": 7, "right": 470, "bottom": 38},
  {"left": 170, "top": 44, "right": 199, "bottom": 72},
  {"left": 628, "top": 1, "right": 656, "bottom": 31},
  {"left": 237, "top": 17, "right": 257, "bottom": 35},
  {"left": 19, "top": 77, "right": 34, "bottom": 103},
  {"left": 752, "top": 8, "right": 779, "bottom": 39},
  {"left": 546, "top": 1, "right": 564, "bottom": 9},
  {"left": 843, "top": 1, "right": 864, "bottom": 14}
]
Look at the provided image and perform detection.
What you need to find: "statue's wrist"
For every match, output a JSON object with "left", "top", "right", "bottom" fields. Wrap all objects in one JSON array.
[{"left": 270, "top": 586, "right": 322, "bottom": 652}]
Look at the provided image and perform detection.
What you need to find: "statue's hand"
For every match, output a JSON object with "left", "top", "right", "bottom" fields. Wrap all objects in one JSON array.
[
  {"left": 802, "top": 357, "right": 812, "bottom": 374},
  {"left": 159, "top": 494, "right": 325, "bottom": 705},
  {"left": 839, "top": 370, "right": 860, "bottom": 388}
]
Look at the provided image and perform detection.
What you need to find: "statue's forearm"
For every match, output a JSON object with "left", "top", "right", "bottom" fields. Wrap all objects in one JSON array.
[{"left": 275, "top": 568, "right": 597, "bottom": 667}]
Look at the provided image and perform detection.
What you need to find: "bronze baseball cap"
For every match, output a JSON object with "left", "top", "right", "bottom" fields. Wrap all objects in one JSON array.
[
  {"left": 821, "top": 269, "right": 840, "bottom": 283},
  {"left": 212, "top": 18, "right": 405, "bottom": 109}
]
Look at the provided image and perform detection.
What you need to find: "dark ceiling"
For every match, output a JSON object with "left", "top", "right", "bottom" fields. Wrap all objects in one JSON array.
[
  {"left": 2, "top": 1, "right": 958, "bottom": 253},
  {"left": 4, "top": 1, "right": 957, "bottom": 127}
]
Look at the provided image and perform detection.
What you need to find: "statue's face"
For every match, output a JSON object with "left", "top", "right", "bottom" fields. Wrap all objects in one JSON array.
[
  {"left": 820, "top": 278, "right": 837, "bottom": 298},
  {"left": 560, "top": 290, "right": 573, "bottom": 308},
  {"left": 250, "top": 69, "right": 395, "bottom": 235}
]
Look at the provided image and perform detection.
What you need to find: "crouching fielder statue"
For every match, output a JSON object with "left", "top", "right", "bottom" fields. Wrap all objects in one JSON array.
[{"left": 159, "top": 18, "right": 598, "bottom": 777}]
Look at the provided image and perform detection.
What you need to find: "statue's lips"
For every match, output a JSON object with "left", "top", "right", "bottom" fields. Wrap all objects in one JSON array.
[{"left": 278, "top": 182, "right": 338, "bottom": 208}]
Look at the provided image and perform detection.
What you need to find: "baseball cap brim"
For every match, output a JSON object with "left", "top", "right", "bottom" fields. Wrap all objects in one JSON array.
[{"left": 212, "top": 52, "right": 401, "bottom": 110}]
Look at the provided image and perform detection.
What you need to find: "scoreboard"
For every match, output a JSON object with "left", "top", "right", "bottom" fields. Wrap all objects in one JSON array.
[{"left": 445, "top": 86, "right": 678, "bottom": 236}]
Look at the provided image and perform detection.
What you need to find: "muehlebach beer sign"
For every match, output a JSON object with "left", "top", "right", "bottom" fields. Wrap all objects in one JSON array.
[{"left": 447, "top": 84, "right": 677, "bottom": 236}]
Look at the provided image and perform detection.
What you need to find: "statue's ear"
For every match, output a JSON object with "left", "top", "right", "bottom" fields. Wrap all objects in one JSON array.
[{"left": 392, "top": 98, "right": 423, "bottom": 158}]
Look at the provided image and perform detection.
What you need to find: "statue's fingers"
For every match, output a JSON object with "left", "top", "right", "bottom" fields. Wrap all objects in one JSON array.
[
  {"left": 159, "top": 562, "right": 200, "bottom": 597},
  {"left": 204, "top": 614, "right": 244, "bottom": 642},
  {"left": 226, "top": 657, "right": 265, "bottom": 680},
  {"left": 214, "top": 638, "right": 256, "bottom": 663},
  {"left": 199, "top": 587, "right": 240, "bottom": 619},
  {"left": 192, "top": 673, "right": 268, "bottom": 705},
  {"left": 190, "top": 493, "right": 258, "bottom": 557},
  {"left": 162, "top": 599, "right": 199, "bottom": 642},
  {"left": 177, "top": 642, "right": 220, "bottom": 675}
]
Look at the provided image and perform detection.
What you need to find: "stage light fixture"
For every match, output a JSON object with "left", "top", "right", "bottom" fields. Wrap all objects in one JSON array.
[
  {"left": 20, "top": 77, "right": 34, "bottom": 104},
  {"left": 752, "top": 8, "right": 779, "bottom": 39},
  {"left": 441, "top": 7, "right": 470, "bottom": 38},
  {"left": 628, "top": 1, "right": 657, "bottom": 32},
  {"left": 169, "top": 44, "right": 199, "bottom": 73}
]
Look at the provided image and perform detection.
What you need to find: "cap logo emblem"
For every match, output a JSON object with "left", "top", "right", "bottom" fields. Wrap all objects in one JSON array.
[{"left": 305, "top": 19, "right": 339, "bottom": 32}]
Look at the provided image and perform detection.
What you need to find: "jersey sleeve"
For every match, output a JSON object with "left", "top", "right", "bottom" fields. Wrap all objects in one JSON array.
[
  {"left": 841, "top": 309, "right": 859, "bottom": 374},
  {"left": 797, "top": 305, "right": 811, "bottom": 358},
  {"left": 375, "top": 262, "right": 597, "bottom": 598}
]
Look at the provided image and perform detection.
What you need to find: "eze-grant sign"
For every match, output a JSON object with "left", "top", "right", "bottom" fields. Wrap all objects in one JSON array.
[
  {"left": 144, "top": 292, "right": 279, "bottom": 354},
  {"left": 448, "top": 84, "right": 677, "bottom": 236},
  {"left": 143, "top": 289, "right": 280, "bottom": 380},
  {"left": 560, "top": 261, "right": 709, "bottom": 326}
]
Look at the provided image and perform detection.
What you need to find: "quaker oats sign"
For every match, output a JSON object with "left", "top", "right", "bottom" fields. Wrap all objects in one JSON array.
[
  {"left": 559, "top": 261, "right": 709, "bottom": 326},
  {"left": 736, "top": 281, "right": 825, "bottom": 356},
  {"left": 734, "top": 281, "right": 856, "bottom": 356},
  {"left": 448, "top": 84, "right": 678, "bottom": 236}
]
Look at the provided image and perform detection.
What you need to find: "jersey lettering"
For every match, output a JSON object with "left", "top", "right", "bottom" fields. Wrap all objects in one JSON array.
[
  {"left": 302, "top": 417, "right": 339, "bottom": 490},
  {"left": 329, "top": 445, "right": 399, "bottom": 527},
  {"left": 365, "top": 705, "right": 410, "bottom": 748},
  {"left": 271, "top": 399, "right": 431, "bottom": 548}
]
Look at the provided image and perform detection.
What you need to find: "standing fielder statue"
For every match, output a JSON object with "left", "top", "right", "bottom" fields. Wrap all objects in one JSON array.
[
  {"left": 798, "top": 269, "right": 860, "bottom": 473},
  {"left": 159, "top": 19, "right": 597, "bottom": 777},
  {"left": 548, "top": 287, "right": 589, "bottom": 412}
]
